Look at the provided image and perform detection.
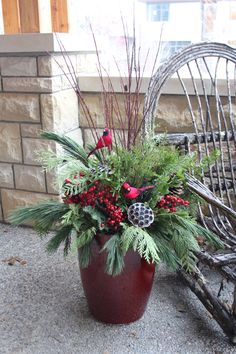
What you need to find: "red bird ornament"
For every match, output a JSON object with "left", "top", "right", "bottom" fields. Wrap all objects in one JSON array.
[
  {"left": 122, "top": 182, "right": 155, "bottom": 199},
  {"left": 88, "top": 128, "right": 112, "bottom": 158}
]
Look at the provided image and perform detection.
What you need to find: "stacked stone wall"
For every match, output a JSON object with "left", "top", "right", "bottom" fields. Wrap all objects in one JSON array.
[{"left": 0, "top": 53, "right": 83, "bottom": 222}]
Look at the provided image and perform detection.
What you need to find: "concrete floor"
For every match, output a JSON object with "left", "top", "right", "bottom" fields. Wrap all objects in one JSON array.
[{"left": 0, "top": 222, "right": 236, "bottom": 354}]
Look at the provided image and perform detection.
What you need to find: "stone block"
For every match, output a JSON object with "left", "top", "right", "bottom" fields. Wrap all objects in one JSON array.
[
  {"left": 154, "top": 95, "right": 199, "bottom": 133},
  {"left": 41, "top": 89, "right": 79, "bottom": 131},
  {"left": 154, "top": 94, "right": 227, "bottom": 133},
  {"left": 65, "top": 128, "right": 83, "bottom": 146},
  {"left": 22, "top": 138, "right": 56, "bottom": 165},
  {"left": 0, "top": 204, "right": 3, "bottom": 221},
  {"left": 2, "top": 77, "right": 66, "bottom": 93},
  {"left": 79, "top": 93, "right": 105, "bottom": 128},
  {"left": 21, "top": 124, "right": 42, "bottom": 138},
  {"left": 0, "top": 57, "right": 37, "bottom": 76},
  {"left": 38, "top": 54, "right": 77, "bottom": 76},
  {"left": 0, "top": 123, "right": 22, "bottom": 163},
  {"left": 1, "top": 189, "right": 59, "bottom": 222},
  {"left": 79, "top": 93, "right": 143, "bottom": 129},
  {"left": 0, "top": 93, "right": 40, "bottom": 122},
  {"left": 46, "top": 171, "right": 59, "bottom": 194},
  {"left": 0, "top": 163, "right": 14, "bottom": 188},
  {"left": 14, "top": 165, "right": 46, "bottom": 193}
]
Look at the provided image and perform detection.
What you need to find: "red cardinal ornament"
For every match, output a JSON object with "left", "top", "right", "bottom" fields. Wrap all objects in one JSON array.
[
  {"left": 88, "top": 128, "right": 112, "bottom": 158},
  {"left": 122, "top": 182, "right": 155, "bottom": 199}
]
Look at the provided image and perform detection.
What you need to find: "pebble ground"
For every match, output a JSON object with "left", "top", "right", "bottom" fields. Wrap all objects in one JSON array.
[{"left": 0, "top": 223, "right": 235, "bottom": 354}]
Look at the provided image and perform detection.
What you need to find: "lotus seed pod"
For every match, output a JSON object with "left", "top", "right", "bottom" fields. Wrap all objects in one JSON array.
[{"left": 128, "top": 203, "right": 154, "bottom": 228}]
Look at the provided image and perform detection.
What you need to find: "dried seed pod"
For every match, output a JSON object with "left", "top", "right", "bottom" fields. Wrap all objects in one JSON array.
[{"left": 128, "top": 203, "right": 154, "bottom": 228}]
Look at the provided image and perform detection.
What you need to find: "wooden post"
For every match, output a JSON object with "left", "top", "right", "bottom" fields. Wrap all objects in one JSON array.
[
  {"left": 18, "top": 0, "right": 40, "bottom": 33},
  {"left": 1, "top": 0, "right": 69, "bottom": 33},
  {"left": 2, "top": 0, "right": 20, "bottom": 34},
  {"left": 51, "top": 0, "right": 69, "bottom": 32}
]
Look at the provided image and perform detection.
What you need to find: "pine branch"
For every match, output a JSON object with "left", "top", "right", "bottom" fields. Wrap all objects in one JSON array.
[
  {"left": 151, "top": 213, "right": 223, "bottom": 271},
  {"left": 173, "top": 214, "right": 224, "bottom": 249},
  {"left": 9, "top": 201, "right": 69, "bottom": 234},
  {"left": 46, "top": 224, "right": 73, "bottom": 256},
  {"left": 149, "top": 230, "right": 180, "bottom": 270},
  {"left": 79, "top": 243, "right": 92, "bottom": 268},
  {"left": 40, "top": 131, "right": 89, "bottom": 167},
  {"left": 75, "top": 227, "right": 96, "bottom": 248}
]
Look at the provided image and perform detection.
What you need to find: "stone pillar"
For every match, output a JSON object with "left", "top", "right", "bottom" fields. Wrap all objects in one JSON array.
[{"left": 0, "top": 33, "right": 88, "bottom": 222}]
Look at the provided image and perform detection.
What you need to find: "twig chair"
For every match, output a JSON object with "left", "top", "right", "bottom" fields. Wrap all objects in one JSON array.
[{"left": 143, "top": 42, "right": 236, "bottom": 343}]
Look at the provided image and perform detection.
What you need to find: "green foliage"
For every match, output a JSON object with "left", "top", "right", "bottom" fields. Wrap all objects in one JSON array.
[
  {"left": 75, "top": 227, "right": 97, "bottom": 248},
  {"left": 107, "top": 141, "right": 197, "bottom": 205},
  {"left": 9, "top": 131, "right": 223, "bottom": 276},
  {"left": 102, "top": 234, "right": 125, "bottom": 276},
  {"left": 9, "top": 201, "right": 69, "bottom": 234},
  {"left": 41, "top": 131, "right": 89, "bottom": 167},
  {"left": 194, "top": 149, "right": 221, "bottom": 177},
  {"left": 37, "top": 150, "right": 66, "bottom": 171},
  {"left": 46, "top": 224, "right": 73, "bottom": 256},
  {"left": 121, "top": 226, "right": 160, "bottom": 264},
  {"left": 150, "top": 213, "right": 223, "bottom": 271},
  {"left": 79, "top": 243, "right": 92, "bottom": 268}
]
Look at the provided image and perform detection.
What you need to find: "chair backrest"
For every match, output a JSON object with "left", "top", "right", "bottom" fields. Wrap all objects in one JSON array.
[{"left": 143, "top": 42, "right": 236, "bottom": 243}]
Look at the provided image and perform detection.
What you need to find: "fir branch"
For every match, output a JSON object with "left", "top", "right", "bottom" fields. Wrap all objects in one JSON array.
[
  {"left": 102, "top": 234, "right": 125, "bottom": 276},
  {"left": 121, "top": 226, "right": 160, "bottom": 264},
  {"left": 40, "top": 131, "right": 89, "bottom": 167}
]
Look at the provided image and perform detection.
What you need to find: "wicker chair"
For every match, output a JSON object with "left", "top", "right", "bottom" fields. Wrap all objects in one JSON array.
[{"left": 143, "top": 42, "right": 236, "bottom": 343}]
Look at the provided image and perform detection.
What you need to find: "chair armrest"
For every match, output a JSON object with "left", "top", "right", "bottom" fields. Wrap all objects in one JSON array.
[{"left": 186, "top": 174, "right": 236, "bottom": 220}]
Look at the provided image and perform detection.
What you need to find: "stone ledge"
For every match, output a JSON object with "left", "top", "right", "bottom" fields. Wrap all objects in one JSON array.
[
  {"left": 0, "top": 33, "right": 96, "bottom": 54},
  {"left": 2, "top": 77, "right": 71, "bottom": 93}
]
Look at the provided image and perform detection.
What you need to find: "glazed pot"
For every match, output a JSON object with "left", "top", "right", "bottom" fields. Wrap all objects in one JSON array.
[{"left": 79, "top": 233, "right": 155, "bottom": 324}]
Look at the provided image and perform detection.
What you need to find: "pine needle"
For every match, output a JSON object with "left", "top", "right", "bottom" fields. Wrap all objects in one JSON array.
[
  {"left": 9, "top": 201, "right": 69, "bottom": 234},
  {"left": 46, "top": 224, "right": 73, "bottom": 256},
  {"left": 41, "top": 131, "right": 89, "bottom": 167}
]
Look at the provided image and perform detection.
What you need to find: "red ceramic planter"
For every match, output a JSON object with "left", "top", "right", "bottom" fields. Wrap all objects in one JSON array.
[{"left": 79, "top": 233, "right": 155, "bottom": 324}]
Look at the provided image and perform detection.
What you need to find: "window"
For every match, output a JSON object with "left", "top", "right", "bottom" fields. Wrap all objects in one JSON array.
[
  {"left": 147, "top": 2, "right": 169, "bottom": 22},
  {"left": 161, "top": 41, "right": 191, "bottom": 61}
]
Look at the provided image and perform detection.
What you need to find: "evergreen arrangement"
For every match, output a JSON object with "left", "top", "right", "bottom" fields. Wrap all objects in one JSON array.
[
  {"left": 10, "top": 131, "right": 222, "bottom": 275},
  {"left": 9, "top": 27, "right": 223, "bottom": 276}
]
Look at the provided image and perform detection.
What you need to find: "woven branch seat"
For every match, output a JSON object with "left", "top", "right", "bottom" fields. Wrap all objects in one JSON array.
[{"left": 143, "top": 42, "right": 236, "bottom": 343}]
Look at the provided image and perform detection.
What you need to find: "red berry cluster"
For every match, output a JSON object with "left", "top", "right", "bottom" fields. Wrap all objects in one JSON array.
[
  {"left": 63, "top": 181, "right": 124, "bottom": 229},
  {"left": 157, "top": 195, "right": 190, "bottom": 213}
]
